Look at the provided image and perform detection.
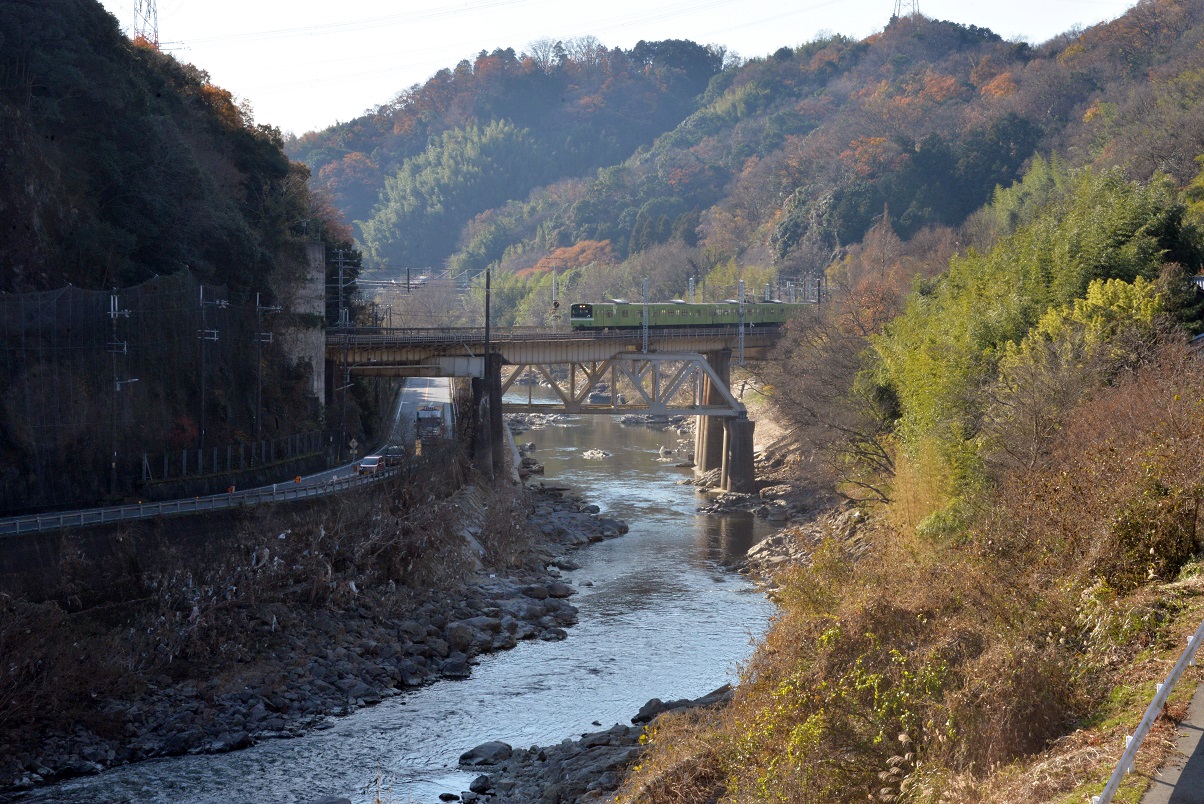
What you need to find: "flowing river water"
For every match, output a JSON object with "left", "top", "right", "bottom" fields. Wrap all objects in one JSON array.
[{"left": 27, "top": 412, "right": 775, "bottom": 804}]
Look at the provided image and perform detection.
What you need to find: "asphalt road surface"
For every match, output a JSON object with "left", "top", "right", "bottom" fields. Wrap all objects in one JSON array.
[
  {"left": 260, "top": 376, "right": 451, "bottom": 488},
  {"left": 1143, "top": 685, "right": 1204, "bottom": 803}
]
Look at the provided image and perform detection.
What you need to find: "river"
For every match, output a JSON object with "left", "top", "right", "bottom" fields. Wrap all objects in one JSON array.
[{"left": 26, "top": 413, "right": 774, "bottom": 804}]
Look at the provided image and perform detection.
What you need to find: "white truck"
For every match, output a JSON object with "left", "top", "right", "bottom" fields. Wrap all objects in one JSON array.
[{"left": 416, "top": 404, "right": 444, "bottom": 451}]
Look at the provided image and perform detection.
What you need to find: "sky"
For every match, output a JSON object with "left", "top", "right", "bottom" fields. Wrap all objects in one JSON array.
[{"left": 96, "top": 0, "right": 1140, "bottom": 136}]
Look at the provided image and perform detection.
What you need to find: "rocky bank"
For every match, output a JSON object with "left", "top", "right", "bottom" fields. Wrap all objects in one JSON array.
[
  {"left": 0, "top": 484, "right": 629, "bottom": 799},
  {"left": 447, "top": 687, "right": 734, "bottom": 804}
]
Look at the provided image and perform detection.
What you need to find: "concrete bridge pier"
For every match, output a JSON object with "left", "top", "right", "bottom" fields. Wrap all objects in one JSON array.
[
  {"left": 694, "top": 349, "right": 731, "bottom": 474},
  {"left": 470, "top": 354, "right": 507, "bottom": 480},
  {"left": 488, "top": 354, "right": 506, "bottom": 478},
  {"left": 470, "top": 376, "right": 494, "bottom": 479},
  {"left": 719, "top": 414, "right": 756, "bottom": 493}
]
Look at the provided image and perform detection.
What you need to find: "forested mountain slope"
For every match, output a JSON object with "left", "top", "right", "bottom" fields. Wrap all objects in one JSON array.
[
  {"left": 291, "top": 2, "right": 1204, "bottom": 327},
  {"left": 0, "top": 0, "right": 363, "bottom": 512},
  {"left": 0, "top": 0, "right": 344, "bottom": 295},
  {"left": 286, "top": 38, "right": 725, "bottom": 270}
]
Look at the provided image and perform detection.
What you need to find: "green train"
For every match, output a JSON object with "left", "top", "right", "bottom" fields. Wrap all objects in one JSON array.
[{"left": 568, "top": 300, "right": 812, "bottom": 329}]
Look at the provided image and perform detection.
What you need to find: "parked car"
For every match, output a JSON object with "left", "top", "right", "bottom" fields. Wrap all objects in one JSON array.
[{"left": 357, "top": 455, "right": 383, "bottom": 475}]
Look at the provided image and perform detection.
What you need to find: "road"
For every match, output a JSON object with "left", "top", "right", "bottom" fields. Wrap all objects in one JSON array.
[
  {"left": 265, "top": 376, "right": 451, "bottom": 486},
  {"left": 0, "top": 378, "right": 455, "bottom": 536},
  {"left": 1143, "top": 684, "right": 1204, "bottom": 803},
  {"left": 393, "top": 376, "right": 454, "bottom": 446}
]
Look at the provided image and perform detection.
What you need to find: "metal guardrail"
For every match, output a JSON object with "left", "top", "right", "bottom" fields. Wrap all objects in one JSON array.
[
  {"left": 1092, "top": 618, "right": 1204, "bottom": 803},
  {"left": 0, "top": 468, "right": 398, "bottom": 537}
]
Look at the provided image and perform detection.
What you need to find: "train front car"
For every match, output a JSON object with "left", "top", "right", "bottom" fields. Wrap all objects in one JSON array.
[
  {"left": 569, "top": 303, "right": 594, "bottom": 329},
  {"left": 568, "top": 299, "right": 813, "bottom": 329}
]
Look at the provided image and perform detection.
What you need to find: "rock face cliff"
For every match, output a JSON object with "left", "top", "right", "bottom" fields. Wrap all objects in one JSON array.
[{"left": 276, "top": 242, "right": 328, "bottom": 405}]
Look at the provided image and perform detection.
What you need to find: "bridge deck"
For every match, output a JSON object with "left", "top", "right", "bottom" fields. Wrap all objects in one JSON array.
[{"left": 326, "top": 325, "right": 780, "bottom": 373}]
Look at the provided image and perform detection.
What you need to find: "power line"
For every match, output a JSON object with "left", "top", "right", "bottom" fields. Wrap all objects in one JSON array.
[
  {"left": 180, "top": 0, "right": 533, "bottom": 45},
  {"left": 173, "top": 0, "right": 745, "bottom": 51}
]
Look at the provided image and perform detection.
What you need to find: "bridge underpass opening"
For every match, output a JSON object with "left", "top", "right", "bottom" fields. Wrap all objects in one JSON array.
[
  {"left": 328, "top": 330, "right": 780, "bottom": 493},
  {"left": 496, "top": 350, "right": 755, "bottom": 493}
]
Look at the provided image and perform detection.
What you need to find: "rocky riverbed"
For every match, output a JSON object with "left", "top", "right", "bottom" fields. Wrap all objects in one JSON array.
[
  {"left": 447, "top": 686, "right": 733, "bottom": 803},
  {"left": 430, "top": 508, "right": 868, "bottom": 804},
  {"left": 0, "top": 485, "right": 630, "bottom": 799}
]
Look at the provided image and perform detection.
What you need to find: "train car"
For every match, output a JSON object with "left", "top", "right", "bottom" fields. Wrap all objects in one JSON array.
[{"left": 568, "top": 300, "right": 810, "bottom": 329}]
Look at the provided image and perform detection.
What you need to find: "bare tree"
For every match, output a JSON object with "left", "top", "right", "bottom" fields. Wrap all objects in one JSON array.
[
  {"left": 524, "top": 38, "right": 559, "bottom": 73},
  {"left": 756, "top": 219, "right": 931, "bottom": 501}
]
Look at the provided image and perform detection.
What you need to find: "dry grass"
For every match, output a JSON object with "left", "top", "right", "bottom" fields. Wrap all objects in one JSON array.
[
  {"left": 616, "top": 709, "right": 727, "bottom": 804},
  {"left": 885, "top": 438, "right": 955, "bottom": 536},
  {"left": 621, "top": 344, "right": 1204, "bottom": 803},
  {"left": 0, "top": 443, "right": 523, "bottom": 752}
]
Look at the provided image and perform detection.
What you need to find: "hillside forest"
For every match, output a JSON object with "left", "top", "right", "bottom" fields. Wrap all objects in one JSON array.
[
  {"left": 291, "top": 0, "right": 1204, "bottom": 800},
  {"left": 9, "top": 0, "right": 1204, "bottom": 797}
]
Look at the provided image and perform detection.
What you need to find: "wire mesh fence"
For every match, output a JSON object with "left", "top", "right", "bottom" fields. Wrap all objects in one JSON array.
[
  {"left": 141, "top": 431, "right": 324, "bottom": 483},
  {"left": 0, "top": 271, "right": 324, "bottom": 514}
]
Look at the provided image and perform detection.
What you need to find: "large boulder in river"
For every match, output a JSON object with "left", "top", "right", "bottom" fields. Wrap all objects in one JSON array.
[
  {"left": 444, "top": 622, "right": 476, "bottom": 653},
  {"left": 459, "top": 740, "right": 513, "bottom": 766},
  {"left": 598, "top": 517, "right": 629, "bottom": 535},
  {"left": 546, "top": 582, "right": 575, "bottom": 598},
  {"left": 632, "top": 697, "right": 693, "bottom": 724},
  {"left": 440, "top": 657, "right": 472, "bottom": 679}
]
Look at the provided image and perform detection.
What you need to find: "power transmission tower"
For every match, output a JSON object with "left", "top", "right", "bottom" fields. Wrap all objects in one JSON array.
[
  {"left": 893, "top": 0, "right": 920, "bottom": 18},
  {"left": 134, "top": 0, "right": 158, "bottom": 47}
]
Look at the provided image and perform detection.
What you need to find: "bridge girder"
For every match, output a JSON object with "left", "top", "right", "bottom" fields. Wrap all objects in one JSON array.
[
  {"left": 500, "top": 352, "right": 745, "bottom": 417},
  {"left": 328, "top": 326, "right": 776, "bottom": 378}
]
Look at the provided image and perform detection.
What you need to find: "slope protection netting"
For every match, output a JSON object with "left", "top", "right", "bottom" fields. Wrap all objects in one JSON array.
[{"left": 0, "top": 271, "right": 307, "bottom": 514}]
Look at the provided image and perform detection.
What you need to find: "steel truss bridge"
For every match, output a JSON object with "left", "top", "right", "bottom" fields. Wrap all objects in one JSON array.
[
  {"left": 326, "top": 324, "right": 792, "bottom": 492},
  {"left": 324, "top": 325, "right": 779, "bottom": 418}
]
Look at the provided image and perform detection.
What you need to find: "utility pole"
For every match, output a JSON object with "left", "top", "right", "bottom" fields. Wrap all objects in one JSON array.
[
  {"left": 198, "top": 286, "right": 226, "bottom": 458},
  {"left": 642, "top": 277, "right": 650, "bottom": 354},
  {"left": 254, "top": 292, "right": 282, "bottom": 442},
  {"left": 333, "top": 249, "right": 352, "bottom": 327},
  {"left": 484, "top": 266, "right": 492, "bottom": 368},
  {"left": 738, "top": 278, "right": 745, "bottom": 365},
  {"left": 109, "top": 294, "right": 138, "bottom": 497}
]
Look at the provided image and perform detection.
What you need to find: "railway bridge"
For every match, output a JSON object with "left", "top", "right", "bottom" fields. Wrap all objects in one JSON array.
[{"left": 324, "top": 325, "right": 787, "bottom": 493}]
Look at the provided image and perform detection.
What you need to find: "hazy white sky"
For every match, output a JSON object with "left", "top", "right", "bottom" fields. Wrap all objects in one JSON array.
[{"left": 96, "top": 0, "right": 1138, "bottom": 136}]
